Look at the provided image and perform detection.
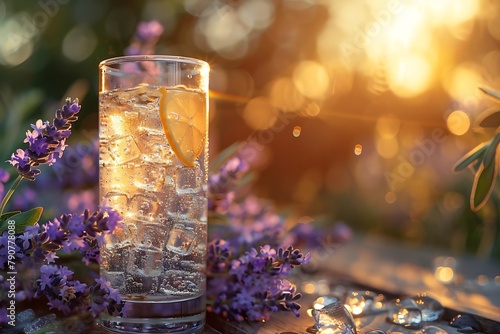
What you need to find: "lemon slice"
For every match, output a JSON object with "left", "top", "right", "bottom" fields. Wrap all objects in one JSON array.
[{"left": 158, "top": 87, "right": 206, "bottom": 166}]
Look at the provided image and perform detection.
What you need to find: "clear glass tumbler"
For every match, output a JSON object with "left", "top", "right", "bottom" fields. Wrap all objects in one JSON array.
[{"left": 98, "top": 55, "right": 209, "bottom": 333}]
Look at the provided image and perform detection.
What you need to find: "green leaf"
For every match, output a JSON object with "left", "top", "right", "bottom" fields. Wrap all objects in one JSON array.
[
  {"left": 483, "top": 133, "right": 500, "bottom": 167},
  {"left": 0, "top": 207, "right": 43, "bottom": 234},
  {"left": 479, "top": 87, "right": 500, "bottom": 102},
  {"left": 209, "top": 142, "right": 241, "bottom": 173},
  {"left": 477, "top": 109, "right": 500, "bottom": 128},
  {"left": 454, "top": 142, "right": 488, "bottom": 171},
  {"left": 471, "top": 158, "right": 498, "bottom": 211},
  {"left": 0, "top": 211, "right": 21, "bottom": 222}
]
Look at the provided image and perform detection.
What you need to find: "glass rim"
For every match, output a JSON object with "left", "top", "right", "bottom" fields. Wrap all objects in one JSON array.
[{"left": 99, "top": 55, "right": 209, "bottom": 68}]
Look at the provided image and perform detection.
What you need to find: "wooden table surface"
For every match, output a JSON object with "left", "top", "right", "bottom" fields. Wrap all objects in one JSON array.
[{"left": 206, "top": 233, "right": 500, "bottom": 334}]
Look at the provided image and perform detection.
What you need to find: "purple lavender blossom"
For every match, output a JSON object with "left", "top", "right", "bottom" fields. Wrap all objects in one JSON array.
[
  {"left": 36, "top": 264, "right": 89, "bottom": 315},
  {"left": 125, "top": 20, "right": 164, "bottom": 56},
  {"left": 123, "top": 20, "right": 165, "bottom": 73},
  {"left": 0, "top": 207, "right": 123, "bottom": 269},
  {"left": 7, "top": 98, "right": 81, "bottom": 181},
  {"left": 135, "top": 20, "right": 164, "bottom": 43},
  {"left": 209, "top": 156, "right": 249, "bottom": 213},
  {"left": 0, "top": 206, "right": 123, "bottom": 319},
  {"left": 207, "top": 240, "right": 310, "bottom": 322},
  {"left": 88, "top": 277, "right": 122, "bottom": 317}
]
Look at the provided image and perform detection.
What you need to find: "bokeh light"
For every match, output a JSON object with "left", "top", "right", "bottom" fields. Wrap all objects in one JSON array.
[
  {"left": 446, "top": 110, "right": 470, "bottom": 136},
  {"left": 242, "top": 96, "right": 277, "bottom": 130},
  {"left": 387, "top": 55, "right": 433, "bottom": 98},
  {"left": 293, "top": 61, "right": 330, "bottom": 100},
  {"left": 62, "top": 25, "right": 97, "bottom": 62}
]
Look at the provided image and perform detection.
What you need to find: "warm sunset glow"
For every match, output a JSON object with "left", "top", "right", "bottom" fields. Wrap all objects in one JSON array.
[{"left": 387, "top": 55, "right": 433, "bottom": 97}]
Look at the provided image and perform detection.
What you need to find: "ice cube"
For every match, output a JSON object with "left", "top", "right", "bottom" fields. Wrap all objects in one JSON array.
[
  {"left": 132, "top": 163, "right": 169, "bottom": 193},
  {"left": 345, "top": 290, "right": 385, "bottom": 316},
  {"left": 311, "top": 300, "right": 357, "bottom": 333},
  {"left": 388, "top": 298, "right": 422, "bottom": 328},
  {"left": 17, "top": 309, "right": 35, "bottom": 324},
  {"left": 130, "top": 248, "right": 164, "bottom": 277},
  {"left": 313, "top": 296, "right": 340, "bottom": 310},
  {"left": 23, "top": 314, "right": 56, "bottom": 334},
  {"left": 166, "top": 194, "right": 191, "bottom": 217},
  {"left": 102, "top": 191, "right": 128, "bottom": 215},
  {"left": 101, "top": 242, "right": 132, "bottom": 271},
  {"left": 166, "top": 224, "right": 195, "bottom": 255},
  {"left": 136, "top": 223, "right": 169, "bottom": 250},
  {"left": 100, "top": 163, "right": 136, "bottom": 194},
  {"left": 139, "top": 105, "right": 163, "bottom": 135},
  {"left": 108, "top": 135, "right": 141, "bottom": 164},
  {"left": 176, "top": 166, "right": 201, "bottom": 194},
  {"left": 130, "top": 193, "right": 159, "bottom": 219},
  {"left": 136, "top": 132, "right": 174, "bottom": 164}
]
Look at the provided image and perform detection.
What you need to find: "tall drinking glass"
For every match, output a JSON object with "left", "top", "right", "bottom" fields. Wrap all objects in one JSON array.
[{"left": 98, "top": 55, "right": 209, "bottom": 333}]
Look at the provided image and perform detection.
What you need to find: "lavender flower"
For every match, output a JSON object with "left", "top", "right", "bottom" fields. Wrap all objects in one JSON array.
[
  {"left": 207, "top": 241, "right": 310, "bottom": 322},
  {"left": 0, "top": 207, "right": 122, "bottom": 270},
  {"left": 7, "top": 98, "right": 81, "bottom": 181},
  {"left": 35, "top": 264, "right": 89, "bottom": 314},
  {"left": 88, "top": 277, "right": 122, "bottom": 317},
  {"left": 125, "top": 20, "right": 164, "bottom": 56},
  {"left": 209, "top": 156, "right": 249, "bottom": 213}
]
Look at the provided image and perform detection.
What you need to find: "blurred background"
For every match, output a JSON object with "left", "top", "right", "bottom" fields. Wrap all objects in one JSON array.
[{"left": 1, "top": 0, "right": 500, "bottom": 259}]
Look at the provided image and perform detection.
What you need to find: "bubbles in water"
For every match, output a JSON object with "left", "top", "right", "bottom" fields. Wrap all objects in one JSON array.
[
  {"left": 136, "top": 223, "right": 170, "bottom": 250},
  {"left": 108, "top": 135, "right": 141, "bottom": 164},
  {"left": 176, "top": 166, "right": 201, "bottom": 194},
  {"left": 102, "top": 191, "right": 129, "bottom": 214},
  {"left": 166, "top": 224, "right": 195, "bottom": 255},
  {"left": 130, "top": 193, "right": 159, "bottom": 218}
]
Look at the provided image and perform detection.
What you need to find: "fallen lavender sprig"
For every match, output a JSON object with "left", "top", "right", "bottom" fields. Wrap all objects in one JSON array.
[{"left": 207, "top": 241, "right": 310, "bottom": 322}]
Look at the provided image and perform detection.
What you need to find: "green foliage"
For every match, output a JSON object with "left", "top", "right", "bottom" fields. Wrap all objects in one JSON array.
[
  {"left": 454, "top": 88, "right": 500, "bottom": 211},
  {"left": 0, "top": 207, "right": 43, "bottom": 234}
]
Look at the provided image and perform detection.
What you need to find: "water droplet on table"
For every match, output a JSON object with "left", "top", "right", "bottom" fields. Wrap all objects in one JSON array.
[
  {"left": 388, "top": 298, "right": 422, "bottom": 328},
  {"left": 411, "top": 294, "right": 444, "bottom": 322}
]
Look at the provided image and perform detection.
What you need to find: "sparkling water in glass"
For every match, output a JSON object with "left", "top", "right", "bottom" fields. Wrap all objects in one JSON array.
[{"left": 98, "top": 55, "right": 209, "bottom": 333}]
